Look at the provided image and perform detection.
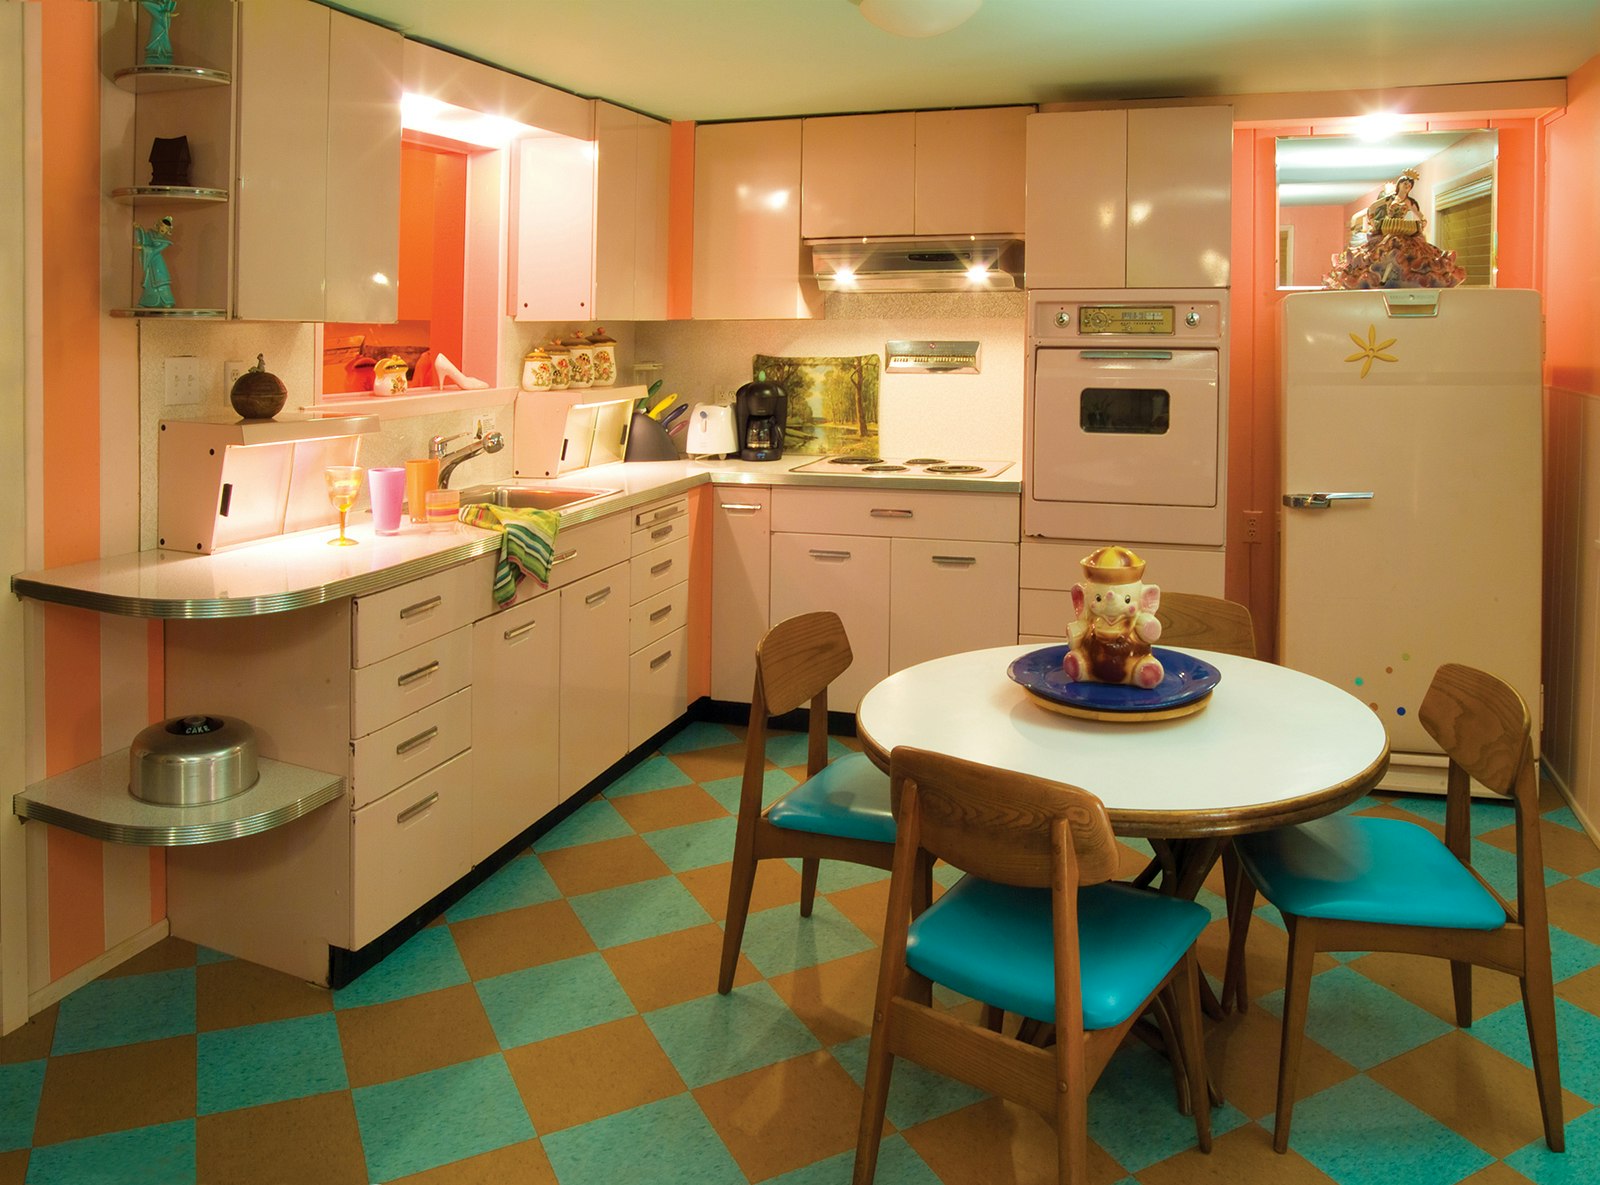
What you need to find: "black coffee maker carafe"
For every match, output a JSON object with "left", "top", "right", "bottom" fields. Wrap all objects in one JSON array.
[{"left": 735, "top": 376, "right": 788, "bottom": 462}]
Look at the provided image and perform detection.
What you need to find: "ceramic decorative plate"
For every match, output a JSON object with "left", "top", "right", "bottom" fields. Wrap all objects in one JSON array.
[{"left": 1006, "top": 645, "right": 1221, "bottom": 722}]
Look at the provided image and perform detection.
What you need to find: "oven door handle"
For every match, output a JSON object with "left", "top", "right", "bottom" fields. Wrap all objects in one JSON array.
[{"left": 1078, "top": 350, "right": 1175, "bottom": 360}]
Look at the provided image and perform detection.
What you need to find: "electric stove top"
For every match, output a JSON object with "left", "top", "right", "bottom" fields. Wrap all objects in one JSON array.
[{"left": 789, "top": 455, "right": 1013, "bottom": 479}]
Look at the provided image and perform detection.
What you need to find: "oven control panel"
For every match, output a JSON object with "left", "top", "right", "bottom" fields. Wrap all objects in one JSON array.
[{"left": 1032, "top": 294, "right": 1226, "bottom": 347}]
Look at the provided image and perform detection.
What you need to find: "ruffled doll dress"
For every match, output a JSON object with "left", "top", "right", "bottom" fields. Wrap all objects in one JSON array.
[{"left": 1323, "top": 197, "right": 1467, "bottom": 290}]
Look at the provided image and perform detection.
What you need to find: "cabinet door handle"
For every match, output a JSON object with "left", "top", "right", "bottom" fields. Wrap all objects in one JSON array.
[
  {"left": 639, "top": 505, "right": 682, "bottom": 526},
  {"left": 650, "top": 559, "right": 673, "bottom": 576},
  {"left": 504, "top": 620, "right": 538, "bottom": 642},
  {"left": 721, "top": 503, "right": 762, "bottom": 513},
  {"left": 397, "top": 660, "right": 440, "bottom": 687},
  {"left": 932, "top": 555, "right": 977, "bottom": 566},
  {"left": 649, "top": 525, "right": 674, "bottom": 541},
  {"left": 552, "top": 548, "right": 578, "bottom": 565},
  {"left": 399, "top": 595, "right": 442, "bottom": 619},
  {"left": 395, "top": 725, "right": 438, "bottom": 756},
  {"left": 650, "top": 649, "right": 674, "bottom": 670},
  {"left": 396, "top": 792, "right": 439, "bottom": 824},
  {"left": 649, "top": 605, "right": 673, "bottom": 622},
  {"left": 870, "top": 508, "right": 913, "bottom": 519},
  {"left": 585, "top": 586, "right": 612, "bottom": 606},
  {"left": 809, "top": 549, "right": 852, "bottom": 561}
]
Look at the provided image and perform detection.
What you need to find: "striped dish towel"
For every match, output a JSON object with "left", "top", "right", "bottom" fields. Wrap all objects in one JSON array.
[{"left": 458, "top": 503, "right": 561, "bottom": 605}]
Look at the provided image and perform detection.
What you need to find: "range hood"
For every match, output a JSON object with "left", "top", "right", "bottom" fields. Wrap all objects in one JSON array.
[{"left": 809, "top": 236, "right": 1023, "bottom": 293}]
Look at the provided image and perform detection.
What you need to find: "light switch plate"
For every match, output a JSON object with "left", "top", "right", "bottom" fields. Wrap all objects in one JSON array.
[{"left": 164, "top": 356, "right": 203, "bottom": 407}]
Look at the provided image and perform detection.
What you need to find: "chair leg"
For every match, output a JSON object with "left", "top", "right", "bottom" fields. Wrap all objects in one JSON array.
[
  {"left": 852, "top": 1023, "right": 896, "bottom": 1184},
  {"left": 718, "top": 837, "right": 760, "bottom": 995},
  {"left": 1056, "top": 1069, "right": 1089, "bottom": 1185},
  {"left": 1521, "top": 960, "right": 1567, "bottom": 1152},
  {"left": 799, "top": 856, "right": 821, "bottom": 917},
  {"left": 980, "top": 1003, "right": 1005, "bottom": 1033},
  {"left": 1147, "top": 992, "right": 1192, "bottom": 1116},
  {"left": 1173, "top": 952, "right": 1214, "bottom": 1153},
  {"left": 1221, "top": 864, "right": 1256, "bottom": 1014},
  {"left": 1271, "top": 916, "right": 1318, "bottom": 1154},
  {"left": 1449, "top": 960, "right": 1473, "bottom": 1028}
]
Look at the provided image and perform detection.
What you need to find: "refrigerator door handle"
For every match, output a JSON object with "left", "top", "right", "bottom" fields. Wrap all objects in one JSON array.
[{"left": 1283, "top": 491, "right": 1375, "bottom": 509}]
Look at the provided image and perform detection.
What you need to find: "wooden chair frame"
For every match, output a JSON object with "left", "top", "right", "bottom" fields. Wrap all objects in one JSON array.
[{"left": 853, "top": 747, "right": 1212, "bottom": 1185}]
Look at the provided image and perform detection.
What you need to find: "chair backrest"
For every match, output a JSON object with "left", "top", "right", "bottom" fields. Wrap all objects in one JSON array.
[
  {"left": 1418, "top": 662, "right": 1532, "bottom": 800},
  {"left": 889, "top": 746, "right": 1120, "bottom": 889},
  {"left": 1154, "top": 592, "right": 1257, "bottom": 659},
  {"left": 755, "top": 611, "right": 853, "bottom": 716}
]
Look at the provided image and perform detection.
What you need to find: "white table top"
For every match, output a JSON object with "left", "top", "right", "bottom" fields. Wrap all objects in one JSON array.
[{"left": 856, "top": 645, "right": 1391, "bottom": 838}]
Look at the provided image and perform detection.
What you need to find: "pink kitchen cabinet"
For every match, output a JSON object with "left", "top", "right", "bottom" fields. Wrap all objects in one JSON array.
[
  {"left": 801, "top": 112, "right": 917, "bottom": 239},
  {"left": 710, "top": 487, "right": 772, "bottom": 703},
  {"left": 594, "top": 101, "right": 671, "bottom": 321},
  {"left": 559, "top": 563, "right": 630, "bottom": 798}
]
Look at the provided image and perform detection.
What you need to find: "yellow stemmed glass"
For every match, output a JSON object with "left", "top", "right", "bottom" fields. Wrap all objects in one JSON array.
[{"left": 325, "top": 466, "right": 363, "bottom": 546}]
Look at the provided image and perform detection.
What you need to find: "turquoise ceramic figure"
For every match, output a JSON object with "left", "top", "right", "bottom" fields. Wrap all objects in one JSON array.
[
  {"left": 139, "top": 0, "right": 177, "bottom": 66},
  {"left": 135, "top": 217, "right": 175, "bottom": 308}
]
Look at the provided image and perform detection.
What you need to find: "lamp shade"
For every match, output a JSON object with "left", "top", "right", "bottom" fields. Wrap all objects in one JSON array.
[{"left": 855, "top": 0, "right": 983, "bottom": 38}]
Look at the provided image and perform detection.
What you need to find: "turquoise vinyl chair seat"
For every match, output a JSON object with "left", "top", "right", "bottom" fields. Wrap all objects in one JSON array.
[
  {"left": 765, "top": 751, "right": 895, "bottom": 844},
  {"left": 905, "top": 877, "right": 1209, "bottom": 1029},
  {"left": 1235, "top": 815, "right": 1507, "bottom": 930}
]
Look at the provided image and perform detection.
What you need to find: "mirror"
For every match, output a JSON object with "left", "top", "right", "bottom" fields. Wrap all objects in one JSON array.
[{"left": 1276, "top": 129, "right": 1498, "bottom": 289}]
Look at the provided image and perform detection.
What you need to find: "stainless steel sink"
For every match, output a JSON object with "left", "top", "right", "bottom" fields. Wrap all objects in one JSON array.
[{"left": 458, "top": 484, "right": 618, "bottom": 511}]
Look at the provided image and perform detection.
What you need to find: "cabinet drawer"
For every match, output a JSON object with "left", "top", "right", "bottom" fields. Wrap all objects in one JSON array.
[
  {"left": 629, "top": 537, "right": 689, "bottom": 603},
  {"left": 352, "top": 560, "right": 487, "bottom": 667},
  {"left": 630, "top": 496, "right": 689, "bottom": 553},
  {"left": 350, "top": 687, "right": 473, "bottom": 810},
  {"left": 629, "top": 625, "right": 688, "bottom": 750},
  {"left": 770, "top": 488, "right": 1018, "bottom": 542},
  {"left": 548, "top": 513, "right": 630, "bottom": 590},
  {"left": 350, "top": 625, "right": 473, "bottom": 739},
  {"left": 350, "top": 751, "right": 473, "bottom": 948},
  {"left": 631, "top": 583, "right": 689, "bottom": 652}
]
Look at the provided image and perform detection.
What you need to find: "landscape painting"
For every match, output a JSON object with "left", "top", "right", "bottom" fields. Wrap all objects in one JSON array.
[{"left": 752, "top": 353, "right": 880, "bottom": 456}]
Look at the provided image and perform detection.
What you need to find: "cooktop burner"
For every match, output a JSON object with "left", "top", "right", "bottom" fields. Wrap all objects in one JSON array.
[
  {"left": 903, "top": 457, "right": 945, "bottom": 466},
  {"left": 791, "top": 455, "right": 1013, "bottom": 479},
  {"left": 926, "top": 464, "right": 985, "bottom": 474},
  {"left": 862, "top": 464, "right": 908, "bottom": 472},
  {"left": 827, "top": 455, "right": 883, "bottom": 465}
]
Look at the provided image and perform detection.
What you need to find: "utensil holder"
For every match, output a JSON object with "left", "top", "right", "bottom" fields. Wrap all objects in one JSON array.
[{"left": 624, "top": 411, "right": 679, "bottom": 462}]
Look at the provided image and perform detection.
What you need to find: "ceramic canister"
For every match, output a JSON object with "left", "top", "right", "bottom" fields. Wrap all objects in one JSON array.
[
  {"left": 563, "top": 333, "right": 594, "bottom": 388},
  {"left": 587, "top": 328, "right": 617, "bottom": 387},
  {"left": 521, "top": 346, "right": 555, "bottom": 391},
  {"left": 545, "top": 342, "right": 571, "bottom": 389}
]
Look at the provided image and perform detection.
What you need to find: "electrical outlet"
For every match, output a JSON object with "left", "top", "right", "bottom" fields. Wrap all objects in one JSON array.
[
  {"left": 164, "top": 356, "right": 203, "bottom": 407},
  {"left": 223, "top": 359, "right": 249, "bottom": 392},
  {"left": 1242, "top": 510, "right": 1267, "bottom": 544},
  {"left": 476, "top": 412, "right": 496, "bottom": 436}
]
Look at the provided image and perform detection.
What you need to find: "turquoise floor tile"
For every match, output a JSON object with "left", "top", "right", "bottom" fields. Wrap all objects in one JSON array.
[
  {"left": 541, "top": 1094, "right": 745, "bottom": 1185},
  {"left": 1582, "top": 867, "right": 1600, "bottom": 889},
  {"left": 1386, "top": 793, "right": 1516, "bottom": 836},
  {"left": 1505, "top": 1100, "right": 1600, "bottom": 1183},
  {"left": 332, "top": 925, "right": 469, "bottom": 1009},
  {"left": 1542, "top": 806, "right": 1588, "bottom": 835},
  {"left": 534, "top": 798, "right": 634, "bottom": 851},
  {"left": 764, "top": 733, "right": 854, "bottom": 769},
  {"left": 658, "top": 722, "right": 741, "bottom": 754},
  {"left": 734, "top": 897, "right": 874, "bottom": 978},
  {"left": 51, "top": 967, "right": 195, "bottom": 1055},
  {"left": 702, "top": 768, "right": 797, "bottom": 815},
  {"left": 812, "top": 859, "right": 891, "bottom": 893},
  {"left": 645, "top": 981, "right": 820, "bottom": 1089},
  {"left": 1473, "top": 998, "right": 1600, "bottom": 1103},
  {"left": 1550, "top": 925, "right": 1600, "bottom": 982},
  {"left": 1283, "top": 1075, "right": 1493, "bottom": 1185},
  {"left": 1471, "top": 838, "right": 1564, "bottom": 897},
  {"left": 1193, "top": 885, "right": 1228, "bottom": 922},
  {"left": 0, "top": 1060, "right": 44, "bottom": 1153},
  {"left": 444, "top": 852, "right": 561, "bottom": 922},
  {"left": 197, "top": 1012, "right": 348, "bottom": 1115},
  {"left": 352, "top": 1054, "right": 534, "bottom": 1182},
  {"left": 570, "top": 874, "right": 712, "bottom": 948},
  {"left": 194, "top": 946, "right": 231, "bottom": 965},
  {"left": 1083, "top": 1043, "right": 1248, "bottom": 1171},
  {"left": 642, "top": 815, "right": 740, "bottom": 873},
  {"left": 768, "top": 1135, "right": 939, "bottom": 1185},
  {"left": 476, "top": 951, "right": 635, "bottom": 1048},
  {"left": 23, "top": 1119, "right": 196, "bottom": 1185},
  {"left": 1258, "top": 965, "right": 1450, "bottom": 1070},
  {"left": 604, "top": 754, "right": 695, "bottom": 797},
  {"left": 833, "top": 1035, "right": 988, "bottom": 1131}
]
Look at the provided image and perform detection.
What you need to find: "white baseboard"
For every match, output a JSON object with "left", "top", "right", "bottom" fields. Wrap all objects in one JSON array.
[
  {"left": 26, "top": 919, "right": 169, "bottom": 1020},
  {"left": 1541, "top": 760, "right": 1600, "bottom": 848}
]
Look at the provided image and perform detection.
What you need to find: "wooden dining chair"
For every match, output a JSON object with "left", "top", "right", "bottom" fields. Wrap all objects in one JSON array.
[
  {"left": 1224, "top": 662, "right": 1564, "bottom": 1153},
  {"left": 718, "top": 611, "right": 899, "bottom": 994},
  {"left": 853, "top": 746, "right": 1213, "bottom": 1185}
]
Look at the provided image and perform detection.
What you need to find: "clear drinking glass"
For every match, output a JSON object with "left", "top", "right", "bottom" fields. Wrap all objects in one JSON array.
[{"left": 324, "top": 465, "right": 363, "bottom": 546}]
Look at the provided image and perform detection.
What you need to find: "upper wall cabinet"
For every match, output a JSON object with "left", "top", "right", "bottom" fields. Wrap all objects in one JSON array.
[
  {"left": 1025, "top": 105, "right": 1232, "bottom": 289},
  {"left": 594, "top": 103, "right": 670, "bottom": 322},
  {"left": 694, "top": 120, "right": 821, "bottom": 320},
  {"left": 801, "top": 106, "right": 1031, "bottom": 240},
  {"left": 234, "top": 3, "right": 401, "bottom": 322},
  {"left": 510, "top": 132, "right": 597, "bottom": 322}
]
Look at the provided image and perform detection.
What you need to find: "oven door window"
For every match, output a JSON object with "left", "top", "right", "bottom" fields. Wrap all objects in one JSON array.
[{"left": 1081, "top": 388, "right": 1169, "bottom": 435}]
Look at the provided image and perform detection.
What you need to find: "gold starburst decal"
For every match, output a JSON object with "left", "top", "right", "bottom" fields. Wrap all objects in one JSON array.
[{"left": 1344, "top": 325, "right": 1398, "bottom": 379}]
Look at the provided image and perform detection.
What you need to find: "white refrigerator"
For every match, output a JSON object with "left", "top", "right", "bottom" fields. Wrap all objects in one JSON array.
[{"left": 1279, "top": 288, "right": 1543, "bottom": 794}]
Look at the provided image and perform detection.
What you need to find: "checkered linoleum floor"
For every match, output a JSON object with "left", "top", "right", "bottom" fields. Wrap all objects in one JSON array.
[{"left": 4, "top": 721, "right": 1600, "bottom": 1185}]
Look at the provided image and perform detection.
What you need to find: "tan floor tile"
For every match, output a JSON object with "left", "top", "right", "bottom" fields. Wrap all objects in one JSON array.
[
  {"left": 1194, "top": 912, "right": 1336, "bottom": 1009},
  {"left": 538, "top": 834, "right": 673, "bottom": 898},
  {"left": 197, "top": 956, "right": 333, "bottom": 1031},
  {"left": 668, "top": 742, "right": 749, "bottom": 784},
  {"left": 100, "top": 936, "right": 198, "bottom": 978},
  {"left": 0, "top": 1003, "right": 56, "bottom": 1064},
  {"left": 678, "top": 858, "right": 802, "bottom": 922},
  {"left": 197, "top": 1091, "right": 367, "bottom": 1185},
  {"left": 504, "top": 1015, "right": 684, "bottom": 1134},
  {"left": 0, "top": 1150, "right": 26, "bottom": 1185},
  {"left": 389, "top": 1139, "right": 558, "bottom": 1185},
  {"left": 904, "top": 1096, "right": 1126, "bottom": 1185},
  {"left": 1545, "top": 876, "right": 1600, "bottom": 946},
  {"left": 1367, "top": 1029, "right": 1587, "bottom": 1158},
  {"left": 1456, "top": 1162, "right": 1539, "bottom": 1185},
  {"left": 336, "top": 984, "right": 500, "bottom": 1088},
  {"left": 31, "top": 1036, "right": 196, "bottom": 1146},
  {"left": 1479, "top": 817, "right": 1600, "bottom": 877},
  {"left": 767, "top": 949, "right": 883, "bottom": 1046},
  {"left": 608, "top": 783, "right": 729, "bottom": 833},
  {"left": 1136, "top": 1122, "right": 1337, "bottom": 1185},
  {"left": 826, "top": 878, "right": 893, "bottom": 944},
  {"left": 1344, "top": 950, "right": 1522, "bottom": 1025},
  {"left": 603, "top": 923, "right": 758, "bottom": 1013},
  {"left": 1557, "top": 962, "right": 1600, "bottom": 1016},
  {"left": 695, "top": 1049, "right": 865, "bottom": 1182},
  {"left": 450, "top": 899, "right": 597, "bottom": 981},
  {"left": 1201, "top": 1005, "right": 1355, "bottom": 1121}
]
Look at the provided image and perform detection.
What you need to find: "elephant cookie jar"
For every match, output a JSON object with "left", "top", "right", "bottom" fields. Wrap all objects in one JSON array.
[{"left": 1062, "top": 545, "right": 1164, "bottom": 688}]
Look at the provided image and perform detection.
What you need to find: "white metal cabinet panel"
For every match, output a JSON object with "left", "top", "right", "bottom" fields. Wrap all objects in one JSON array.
[
  {"left": 351, "top": 560, "right": 488, "bottom": 667},
  {"left": 1025, "top": 109, "right": 1126, "bottom": 290},
  {"left": 769, "top": 532, "right": 891, "bottom": 712},
  {"left": 711, "top": 487, "right": 771, "bottom": 702},
  {"left": 630, "top": 537, "right": 689, "bottom": 604},
  {"left": 472, "top": 592, "right": 560, "bottom": 858},
  {"left": 349, "top": 625, "right": 473, "bottom": 741},
  {"left": 801, "top": 112, "right": 916, "bottom": 239},
  {"left": 350, "top": 687, "right": 473, "bottom": 810},
  {"left": 634, "top": 115, "right": 672, "bottom": 320},
  {"left": 630, "top": 625, "right": 689, "bottom": 750},
  {"left": 510, "top": 131, "right": 597, "bottom": 321},
  {"left": 889, "top": 539, "right": 1019, "bottom": 672},
  {"left": 1126, "top": 106, "right": 1232, "bottom": 289},
  {"left": 594, "top": 102, "right": 640, "bottom": 321},
  {"left": 914, "top": 107, "right": 1029, "bottom": 235},
  {"left": 769, "top": 487, "right": 1019, "bottom": 542},
  {"left": 630, "top": 583, "right": 689, "bottom": 652},
  {"left": 547, "top": 513, "right": 630, "bottom": 590},
  {"left": 558, "top": 562, "right": 629, "bottom": 798}
]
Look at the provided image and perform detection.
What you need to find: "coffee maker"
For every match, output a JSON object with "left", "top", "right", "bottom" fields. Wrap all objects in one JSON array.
[{"left": 734, "top": 377, "right": 788, "bottom": 462}]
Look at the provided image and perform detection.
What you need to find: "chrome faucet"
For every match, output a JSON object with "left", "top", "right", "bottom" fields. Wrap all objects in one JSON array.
[{"left": 431, "top": 428, "right": 505, "bottom": 489}]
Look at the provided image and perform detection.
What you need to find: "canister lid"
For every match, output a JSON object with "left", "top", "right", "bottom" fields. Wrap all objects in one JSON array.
[{"left": 129, "top": 714, "right": 260, "bottom": 806}]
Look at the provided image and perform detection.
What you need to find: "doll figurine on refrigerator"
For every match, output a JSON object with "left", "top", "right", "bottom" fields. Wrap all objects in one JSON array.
[{"left": 1062, "top": 545, "right": 1165, "bottom": 688}]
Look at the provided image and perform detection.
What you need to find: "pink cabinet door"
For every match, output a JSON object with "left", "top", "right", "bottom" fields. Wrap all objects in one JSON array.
[
  {"left": 801, "top": 112, "right": 916, "bottom": 239},
  {"left": 769, "top": 532, "right": 891, "bottom": 712},
  {"left": 559, "top": 563, "right": 629, "bottom": 798},
  {"left": 473, "top": 593, "right": 560, "bottom": 857}
]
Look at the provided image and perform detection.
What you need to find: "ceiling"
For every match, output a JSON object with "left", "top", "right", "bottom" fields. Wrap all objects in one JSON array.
[{"left": 331, "top": 0, "right": 1600, "bottom": 124}]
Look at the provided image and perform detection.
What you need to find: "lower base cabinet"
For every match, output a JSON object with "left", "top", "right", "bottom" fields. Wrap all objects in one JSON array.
[
  {"left": 472, "top": 592, "right": 560, "bottom": 858},
  {"left": 559, "top": 562, "right": 630, "bottom": 799},
  {"left": 769, "top": 532, "right": 891, "bottom": 711}
]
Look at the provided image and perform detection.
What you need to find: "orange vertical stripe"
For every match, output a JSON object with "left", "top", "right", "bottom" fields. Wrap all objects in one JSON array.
[
  {"left": 1492, "top": 118, "right": 1538, "bottom": 292},
  {"left": 667, "top": 121, "right": 695, "bottom": 319}
]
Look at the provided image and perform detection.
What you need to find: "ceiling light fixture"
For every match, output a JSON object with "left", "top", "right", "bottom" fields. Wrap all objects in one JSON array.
[{"left": 852, "top": 0, "right": 983, "bottom": 38}]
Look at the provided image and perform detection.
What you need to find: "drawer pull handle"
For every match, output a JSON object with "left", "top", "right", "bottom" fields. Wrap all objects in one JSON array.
[
  {"left": 649, "top": 525, "right": 674, "bottom": 541},
  {"left": 650, "top": 649, "right": 674, "bottom": 670},
  {"left": 396, "top": 792, "right": 439, "bottom": 825},
  {"left": 396, "top": 726, "right": 438, "bottom": 756},
  {"left": 398, "top": 660, "right": 440, "bottom": 687},
  {"left": 650, "top": 559, "right": 673, "bottom": 576},
  {"left": 585, "top": 586, "right": 612, "bottom": 606},
  {"left": 504, "top": 620, "right": 538, "bottom": 642},
  {"left": 649, "top": 605, "right": 673, "bottom": 622},
  {"left": 721, "top": 503, "right": 762, "bottom": 513},
  {"left": 640, "top": 505, "right": 682, "bottom": 526},
  {"left": 932, "top": 555, "right": 977, "bottom": 566},
  {"left": 809, "top": 549, "right": 851, "bottom": 561},
  {"left": 552, "top": 548, "right": 578, "bottom": 565},
  {"left": 399, "top": 595, "right": 442, "bottom": 619},
  {"left": 870, "top": 508, "right": 914, "bottom": 519}
]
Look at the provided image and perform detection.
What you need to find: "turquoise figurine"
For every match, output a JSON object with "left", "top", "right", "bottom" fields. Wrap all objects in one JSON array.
[
  {"left": 139, "top": 0, "right": 177, "bottom": 67},
  {"left": 135, "top": 217, "right": 175, "bottom": 309}
]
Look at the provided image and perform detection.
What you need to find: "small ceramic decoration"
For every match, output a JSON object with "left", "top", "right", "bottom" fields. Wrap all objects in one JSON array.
[
  {"left": 372, "top": 355, "right": 409, "bottom": 397},
  {"left": 563, "top": 332, "right": 594, "bottom": 388},
  {"left": 1323, "top": 169, "right": 1467, "bottom": 290},
  {"left": 546, "top": 342, "right": 571, "bottom": 389},
  {"left": 1062, "top": 545, "right": 1164, "bottom": 688},
  {"left": 587, "top": 328, "right": 617, "bottom": 386},
  {"left": 433, "top": 353, "right": 488, "bottom": 390},
  {"left": 521, "top": 346, "right": 554, "bottom": 391},
  {"left": 229, "top": 354, "right": 287, "bottom": 420},
  {"left": 139, "top": 0, "right": 178, "bottom": 66},
  {"left": 134, "top": 216, "right": 175, "bottom": 308},
  {"left": 149, "top": 135, "right": 190, "bottom": 187}
]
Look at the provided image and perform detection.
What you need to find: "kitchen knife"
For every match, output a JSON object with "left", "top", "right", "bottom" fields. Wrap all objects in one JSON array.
[
  {"left": 646, "top": 393, "right": 676, "bottom": 419},
  {"left": 660, "top": 403, "right": 688, "bottom": 429}
]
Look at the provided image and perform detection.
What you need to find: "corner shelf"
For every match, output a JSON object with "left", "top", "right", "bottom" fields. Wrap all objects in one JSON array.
[
  {"left": 112, "top": 185, "right": 228, "bottom": 205},
  {"left": 110, "top": 307, "right": 227, "bottom": 319},
  {"left": 112, "top": 64, "right": 231, "bottom": 93}
]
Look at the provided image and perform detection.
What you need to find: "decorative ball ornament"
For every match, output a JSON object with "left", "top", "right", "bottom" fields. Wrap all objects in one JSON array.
[{"left": 229, "top": 353, "right": 287, "bottom": 420}]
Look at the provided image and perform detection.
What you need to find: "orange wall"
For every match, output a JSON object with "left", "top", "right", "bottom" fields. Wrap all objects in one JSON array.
[{"left": 1544, "top": 57, "right": 1600, "bottom": 393}]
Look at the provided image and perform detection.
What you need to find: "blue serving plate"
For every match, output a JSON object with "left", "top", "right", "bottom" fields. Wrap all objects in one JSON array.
[{"left": 1006, "top": 645, "right": 1221, "bottom": 714}]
